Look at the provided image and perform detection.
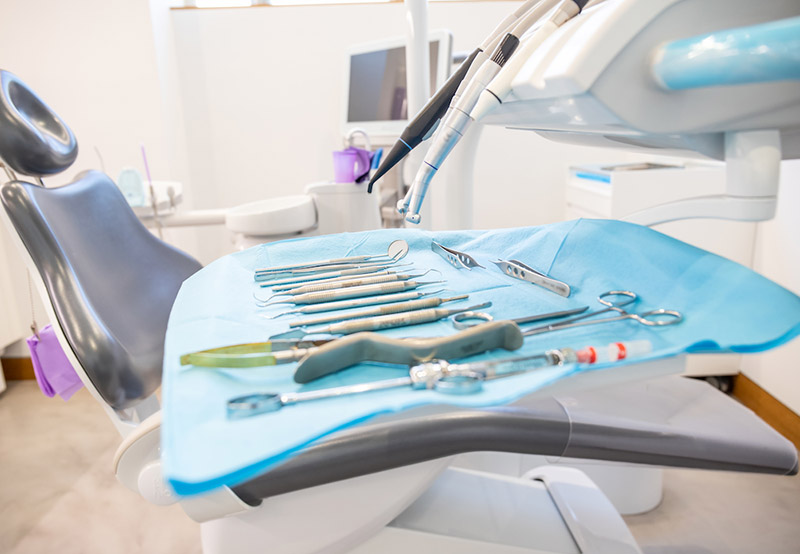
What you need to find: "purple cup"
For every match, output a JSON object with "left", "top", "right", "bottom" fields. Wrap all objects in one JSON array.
[{"left": 333, "top": 147, "right": 371, "bottom": 183}]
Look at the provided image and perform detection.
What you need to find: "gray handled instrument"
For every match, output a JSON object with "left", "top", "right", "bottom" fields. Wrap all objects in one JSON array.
[
  {"left": 274, "top": 273, "right": 423, "bottom": 297},
  {"left": 271, "top": 302, "right": 490, "bottom": 340},
  {"left": 260, "top": 267, "right": 398, "bottom": 288},
  {"left": 265, "top": 290, "right": 443, "bottom": 319},
  {"left": 293, "top": 320, "right": 525, "bottom": 383},
  {"left": 269, "top": 270, "right": 401, "bottom": 292},
  {"left": 262, "top": 280, "right": 444, "bottom": 307},
  {"left": 289, "top": 295, "right": 468, "bottom": 328}
]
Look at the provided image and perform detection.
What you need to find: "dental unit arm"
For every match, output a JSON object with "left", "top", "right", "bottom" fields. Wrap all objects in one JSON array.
[
  {"left": 368, "top": 0, "right": 547, "bottom": 192},
  {"left": 398, "top": 0, "right": 800, "bottom": 225}
]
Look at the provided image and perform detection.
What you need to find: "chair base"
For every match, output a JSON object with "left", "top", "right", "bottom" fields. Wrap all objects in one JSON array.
[{"left": 200, "top": 465, "right": 640, "bottom": 554}]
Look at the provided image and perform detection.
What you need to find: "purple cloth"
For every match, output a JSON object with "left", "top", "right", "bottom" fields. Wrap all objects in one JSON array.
[{"left": 26, "top": 324, "right": 83, "bottom": 400}]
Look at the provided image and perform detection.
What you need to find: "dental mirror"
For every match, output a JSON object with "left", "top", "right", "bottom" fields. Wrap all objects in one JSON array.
[{"left": 388, "top": 239, "right": 409, "bottom": 261}]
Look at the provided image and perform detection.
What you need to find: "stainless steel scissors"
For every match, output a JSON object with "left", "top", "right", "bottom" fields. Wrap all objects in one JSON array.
[{"left": 452, "top": 290, "right": 682, "bottom": 336}]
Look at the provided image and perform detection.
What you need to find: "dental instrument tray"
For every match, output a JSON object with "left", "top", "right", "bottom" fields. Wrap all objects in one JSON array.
[{"left": 162, "top": 220, "right": 800, "bottom": 495}]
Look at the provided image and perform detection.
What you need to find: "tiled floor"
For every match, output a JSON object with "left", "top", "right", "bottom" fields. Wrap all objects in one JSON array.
[{"left": 2, "top": 380, "right": 799, "bottom": 554}]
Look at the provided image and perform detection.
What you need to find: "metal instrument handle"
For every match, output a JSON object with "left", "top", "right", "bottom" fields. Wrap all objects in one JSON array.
[
  {"left": 452, "top": 311, "right": 494, "bottom": 329},
  {"left": 291, "top": 297, "right": 443, "bottom": 327},
  {"left": 523, "top": 308, "right": 683, "bottom": 336},
  {"left": 293, "top": 281, "right": 413, "bottom": 304},
  {"left": 270, "top": 270, "right": 396, "bottom": 292},
  {"left": 258, "top": 265, "right": 386, "bottom": 286},
  {"left": 296, "top": 291, "right": 424, "bottom": 314},
  {"left": 326, "top": 307, "right": 450, "bottom": 335},
  {"left": 254, "top": 255, "right": 373, "bottom": 275},
  {"left": 630, "top": 309, "right": 683, "bottom": 326},
  {"left": 257, "top": 259, "right": 394, "bottom": 278},
  {"left": 495, "top": 259, "right": 570, "bottom": 297},
  {"left": 281, "top": 274, "right": 404, "bottom": 295},
  {"left": 293, "top": 321, "right": 525, "bottom": 383}
]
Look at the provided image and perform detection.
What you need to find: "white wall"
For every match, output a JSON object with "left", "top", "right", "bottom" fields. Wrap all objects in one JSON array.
[
  {"left": 169, "top": 2, "right": 655, "bottom": 261},
  {"left": 0, "top": 0, "right": 175, "bottom": 354},
  {"left": 741, "top": 160, "right": 800, "bottom": 414},
  {"left": 0, "top": 0, "right": 170, "bottom": 183}
]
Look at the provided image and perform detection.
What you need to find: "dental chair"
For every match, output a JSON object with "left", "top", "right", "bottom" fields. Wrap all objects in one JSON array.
[{"left": 1, "top": 68, "right": 797, "bottom": 554}]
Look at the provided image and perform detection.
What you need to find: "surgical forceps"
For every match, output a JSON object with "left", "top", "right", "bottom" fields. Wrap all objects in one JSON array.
[
  {"left": 227, "top": 339, "right": 647, "bottom": 418},
  {"left": 453, "top": 290, "right": 682, "bottom": 336}
]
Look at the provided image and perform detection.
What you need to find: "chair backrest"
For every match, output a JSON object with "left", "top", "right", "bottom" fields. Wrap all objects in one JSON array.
[
  {"left": 0, "top": 70, "right": 77, "bottom": 176},
  {"left": 0, "top": 68, "right": 201, "bottom": 412},
  {"left": 1, "top": 174, "right": 201, "bottom": 410}
]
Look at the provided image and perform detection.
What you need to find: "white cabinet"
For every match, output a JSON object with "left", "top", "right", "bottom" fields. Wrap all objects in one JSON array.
[{"left": 566, "top": 161, "right": 757, "bottom": 377}]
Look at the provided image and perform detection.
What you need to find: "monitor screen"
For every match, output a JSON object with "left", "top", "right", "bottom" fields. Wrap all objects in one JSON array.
[
  {"left": 343, "top": 31, "right": 452, "bottom": 138},
  {"left": 347, "top": 41, "right": 440, "bottom": 123}
]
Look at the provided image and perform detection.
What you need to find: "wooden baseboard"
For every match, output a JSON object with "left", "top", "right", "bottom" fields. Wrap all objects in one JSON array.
[
  {"left": 0, "top": 357, "right": 35, "bottom": 380},
  {"left": 733, "top": 373, "right": 800, "bottom": 451}
]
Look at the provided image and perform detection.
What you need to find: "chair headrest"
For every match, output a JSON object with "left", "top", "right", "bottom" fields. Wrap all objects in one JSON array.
[{"left": 0, "top": 70, "right": 78, "bottom": 177}]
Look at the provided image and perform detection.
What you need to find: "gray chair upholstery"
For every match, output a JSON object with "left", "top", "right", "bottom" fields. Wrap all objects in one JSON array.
[
  {"left": 0, "top": 70, "right": 77, "bottom": 176},
  {"left": 1, "top": 173, "right": 201, "bottom": 409},
  {"left": 0, "top": 68, "right": 201, "bottom": 410}
]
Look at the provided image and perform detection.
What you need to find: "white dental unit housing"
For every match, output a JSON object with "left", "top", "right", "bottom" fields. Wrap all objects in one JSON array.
[
  {"left": 481, "top": 0, "right": 799, "bottom": 226},
  {"left": 1, "top": 1, "right": 799, "bottom": 554}
]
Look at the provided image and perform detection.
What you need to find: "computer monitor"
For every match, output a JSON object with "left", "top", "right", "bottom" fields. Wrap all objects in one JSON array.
[{"left": 342, "top": 30, "right": 453, "bottom": 140}]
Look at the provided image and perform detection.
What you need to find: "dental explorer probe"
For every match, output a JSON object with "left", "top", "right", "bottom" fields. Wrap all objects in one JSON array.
[
  {"left": 289, "top": 294, "right": 469, "bottom": 328},
  {"left": 402, "top": 0, "right": 589, "bottom": 224},
  {"left": 260, "top": 280, "right": 445, "bottom": 307},
  {"left": 254, "top": 239, "right": 409, "bottom": 275},
  {"left": 367, "top": 0, "right": 545, "bottom": 191},
  {"left": 254, "top": 259, "right": 404, "bottom": 282},
  {"left": 270, "top": 302, "right": 491, "bottom": 340},
  {"left": 265, "top": 290, "right": 445, "bottom": 319},
  {"left": 259, "top": 272, "right": 431, "bottom": 302},
  {"left": 258, "top": 264, "right": 411, "bottom": 287},
  {"left": 268, "top": 269, "right": 399, "bottom": 291}
]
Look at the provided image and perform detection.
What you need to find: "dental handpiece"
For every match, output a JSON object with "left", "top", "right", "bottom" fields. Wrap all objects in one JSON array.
[
  {"left": 266, "top": 290, "right": 441, "bottom": 318},
  {"left": 289, "top": 295, "right": 469, "bottom": 327},
  {"left": 470, "top": 0, "right": 585, "bottom": 123},
  {"left": 402, "top": 0, "right": 588, "bottom": 224},
  {"left": 262, "top": 280, "right": 444, "bottom": 306},
  {"left": 368, "top": 0, "right": 545, "bottom": 192},
  {"left": 400, "top": 0, "right": 561, "bottom": 221}
]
